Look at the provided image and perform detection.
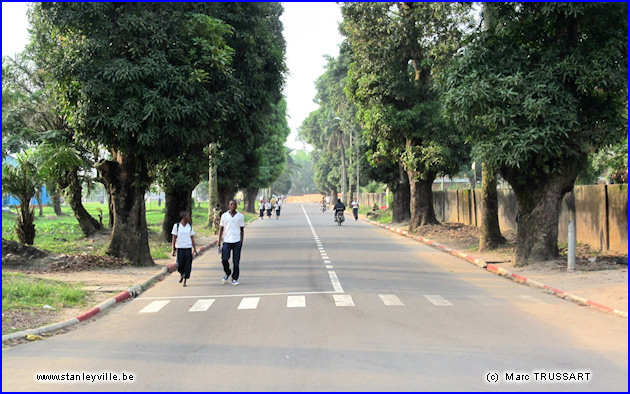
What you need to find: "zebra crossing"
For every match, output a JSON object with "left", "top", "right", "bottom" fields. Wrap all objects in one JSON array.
[{"left": 136, "top": 292, "right": 550, "bottom": 314}]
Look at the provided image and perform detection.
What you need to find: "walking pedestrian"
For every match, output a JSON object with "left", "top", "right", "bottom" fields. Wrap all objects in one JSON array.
[
  {"left": 265, "top": 200, "right": 272, "bottom": 219},
  {"left": 275, "top": 198, "right": 282, "bottom": 219},
  {"left": 171, "top": 211, "right": 197, "bottom": 287},
  {"left": 218, "top": 199, "right": 245, "bottom": 285},
  {"left": 259, "top": 199, "right": 265, "bottom": 219},
  {"left": 351, "top": 199, "right": 359, "bottom": 221}
]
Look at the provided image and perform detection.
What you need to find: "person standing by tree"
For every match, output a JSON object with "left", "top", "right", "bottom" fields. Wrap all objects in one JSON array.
[
  {"left": 171, "top": 211, "right": 197, "bottom": 287},
  {"left": 212, "top": 203, "right": 222, "bottom": 234},
  {"left": 218, "top": 199, "right": 245, "bottom": 285}
]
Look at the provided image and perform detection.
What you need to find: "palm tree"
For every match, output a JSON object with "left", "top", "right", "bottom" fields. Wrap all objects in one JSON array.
[{"left": 2, "top": 151, "right": 42, "bottom": 244}]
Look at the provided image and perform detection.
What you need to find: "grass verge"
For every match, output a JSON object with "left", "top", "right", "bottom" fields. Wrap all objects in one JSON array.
[{"left": 2, "top": 272, "right": 88, "bottom": 310}]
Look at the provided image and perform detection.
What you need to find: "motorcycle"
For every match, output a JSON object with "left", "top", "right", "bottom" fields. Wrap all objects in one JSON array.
[{"left": 334, "top": 210, "right": 345, "bottom": 226}]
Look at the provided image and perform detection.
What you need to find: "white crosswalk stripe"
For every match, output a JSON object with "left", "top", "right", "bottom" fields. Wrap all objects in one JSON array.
[
  {"left": 333, "top": 294, "right": 355, "bottom": 307},
  {"left": 238, "top": 297, "right": 260, "bottom": 310},
  {"left": 188, "top": 299, "right": 215, "bottom": 312},
  {"left": 136, "top": 293, "right": 533, "bottom": 313},
  {"left": 139, "top": 300, "right": 170, "bottom": 313},
  {"left": 424, "top": 295, "right": 453, "bottom": 306},
  {"left": 379, "top": 294, "right": 404, "bottom": 306},
  {"left": 287, "top": 296, "right": 306, "bottom": 308}
]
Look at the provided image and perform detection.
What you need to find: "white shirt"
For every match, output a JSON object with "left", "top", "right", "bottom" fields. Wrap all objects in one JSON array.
[
  {"left": 259, "top": 202, "right": 265, "bottom": 210},
  {"left": 265, "top": 202, "right": 272, "bottom": 210},
  {"left": 351, "top": 201, "right": 359, "bottom": 209},
  {"left": 220, "top": 211, "right": 245, "bottom": 243},
  {"left": 276, "top": 200, "right": 282, "bottom": 209},
  {"left": 171, "top": 222, "right": 195, "bottom": 248}
]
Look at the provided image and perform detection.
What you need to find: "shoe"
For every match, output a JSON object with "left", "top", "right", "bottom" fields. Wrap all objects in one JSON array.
[
  {"left": 179, "top": 276, "right": 184, "bottom": 283},
  {"left": 232, "top": 279, "right": 240, "bottom": 286},
  {"left": 222, "top": 275, "right": 229, "bottom": 284}
]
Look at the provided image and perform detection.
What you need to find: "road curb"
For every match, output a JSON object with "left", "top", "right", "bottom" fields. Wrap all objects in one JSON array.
[
  {"left": 2, "top": 240, "right": 219, "bottom": 343},
  {"left": 363, "top": 218, "right": 628, "bottom": 318}
]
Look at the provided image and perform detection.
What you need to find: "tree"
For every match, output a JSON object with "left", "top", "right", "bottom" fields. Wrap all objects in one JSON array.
[
  {"left": 156, "top": 149, "right": 207, "bottom": 242},
  {"left": 2, "top": 151, "right": 42, "bottom": 245},
  {"left": 3, "top": 51, "right": 101, "bottom": 226},
  {"left": 288, "top": 150, "right": 317, "bottom": 195},
  {"left": 32, "top": 142, "right": 103, "bottom": 236},
  {"left": 441, "top": 3, "right": 627, "bottom": 264},
  {"left": 31, "top": 3, "right": 234, "bottom": 265},
  {"left": 208, "top": 3, "right": 287, "bottom": 215},
  {"left": 341, "top": 2, "right": 473, "bottom": 231}
]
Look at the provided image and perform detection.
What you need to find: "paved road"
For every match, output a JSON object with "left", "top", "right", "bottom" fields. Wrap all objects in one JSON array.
[{"left": 2, "top": 203, "right": 627, "bottom": 391}]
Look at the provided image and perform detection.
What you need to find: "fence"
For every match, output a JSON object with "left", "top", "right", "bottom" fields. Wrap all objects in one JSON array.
[{"left": 432, "top": 184, "right": 627, "bottom": 254}]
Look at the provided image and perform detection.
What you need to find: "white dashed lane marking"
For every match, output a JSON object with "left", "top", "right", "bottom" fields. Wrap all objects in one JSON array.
[{"left": 333, "top": 294, "right": 355, "bottom": 307}]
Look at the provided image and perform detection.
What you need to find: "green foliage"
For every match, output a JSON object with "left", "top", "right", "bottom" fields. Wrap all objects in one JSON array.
[
  {"left": 441, "top": 3, "right": 627, "bottom": 186},
  {"left": 288, "top": 150, "right": 317, "bottom": 194},
  {"left": 341, "top": 2, "right": 473, "bottom": 181},
  {"left": 29, "top": 2, "right": 235, "bottom": 164}
]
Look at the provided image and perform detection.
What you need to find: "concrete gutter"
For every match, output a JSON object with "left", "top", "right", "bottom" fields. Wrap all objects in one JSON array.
[{"left": 364, "top": 218, "right": 628, "bottom": 318}]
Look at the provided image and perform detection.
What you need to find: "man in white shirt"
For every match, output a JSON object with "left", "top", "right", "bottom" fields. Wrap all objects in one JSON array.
[
  {"left": 218, "top": 199, "right": 245, "bottom": 285},
  {"left": 351, "top": 199, "right": 359, "bottom": 221}
]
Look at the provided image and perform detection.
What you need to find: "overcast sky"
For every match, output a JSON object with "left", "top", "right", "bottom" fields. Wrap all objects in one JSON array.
[{"left": 1, "top": 2, "right": 344, "bottom": 151}]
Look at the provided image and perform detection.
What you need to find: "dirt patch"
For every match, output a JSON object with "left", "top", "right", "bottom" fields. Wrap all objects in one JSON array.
[{"left": 401, "top": 220, "right": 628, "bottom": 313}]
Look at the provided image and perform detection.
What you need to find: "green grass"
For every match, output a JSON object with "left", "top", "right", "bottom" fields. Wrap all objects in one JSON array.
[
  {"left": 2, "top": 272, "right": 88, "bottom": 310},
  {"left": 358, "top": 206, "right": 392, "bottom": 224}
]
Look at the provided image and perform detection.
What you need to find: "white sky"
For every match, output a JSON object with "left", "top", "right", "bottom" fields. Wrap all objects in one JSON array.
[{"left": 1, "top": 2, "right": 344, "bottom": 152}]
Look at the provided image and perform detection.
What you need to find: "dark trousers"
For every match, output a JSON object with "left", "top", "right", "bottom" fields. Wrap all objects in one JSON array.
[
  {"left": 353, "top": 208, "right": 358, "bottom": 220},
  {"left": 276, "top": 207, "right": 281, "bottom": 217},
  {"left": 222, "top": 241, "right": 242, "bottom": 280},
  {"left": 176, "top": 248, "right": 193, "bottom": 279}
]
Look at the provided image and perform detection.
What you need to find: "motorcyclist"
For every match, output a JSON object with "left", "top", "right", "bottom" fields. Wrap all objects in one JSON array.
[
  {"left": 320, "top": 197, "right": 327, "bottom": 212},
  {"left": 333, "top": 199, "right": 346, "bottom": 222}
]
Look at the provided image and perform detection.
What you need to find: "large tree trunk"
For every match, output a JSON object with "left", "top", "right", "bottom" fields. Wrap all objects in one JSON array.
[
  {"left": 95, "top": 153, "right": 153, "bottom": 266},
  {"left": 60, "top": 169, "right": 102, "bottom": 237},
  {"left": 107, "top": 188, "right": 114, "bottom": 228},
  {"left": 16, "top": 202, "right": 35, "bottom": 245},
  {"left": 243, "top": 187, "right": 258, "bottom": 213},
  {"left": 479, "top": 163, "right": 506, "bottom": 251},
  {"left": 50, "top": 183, "right": 63, "bottom": 216},
  {"left": 503, "top": 162, "right": 579, "bottom": 266},
  {"left": 408, "top": 169, "right": 439, "bottom": 231},
  {"left": 161, "top": 188, "right": 193, "bottom": 243},
  {"left": 330, "top": 187, "right": 339, "bottom": 205},
  {"left": 217, "top": 184, "right": 237, "bottom": 212},
  {"left": 391, "top": 164, "right": 411, "bottom": 223}
]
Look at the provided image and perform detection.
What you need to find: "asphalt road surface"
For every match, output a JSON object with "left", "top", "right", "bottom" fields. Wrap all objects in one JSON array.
[{"left": 2, "top": 203, "right": 627, "bottom": 391}]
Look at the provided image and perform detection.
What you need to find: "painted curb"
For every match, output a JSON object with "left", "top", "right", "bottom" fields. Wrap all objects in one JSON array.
[
  {"left": 2, "top": 240, "right": 219, "bottom": 343},
  {"left": 363, "top": 218, "right": 628, "bottom": 318}
]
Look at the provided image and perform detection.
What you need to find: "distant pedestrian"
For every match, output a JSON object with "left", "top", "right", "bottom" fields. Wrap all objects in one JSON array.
[
  {"left": 265, "top": 200, "right": 272, "bottom": 219},
  {"left": 275, "top": 198, "right": 282, "bottom": 219},
  {"left": 171, "top": 211, "right": 197, "bottom": 287},
  {"left": 218, "top": 199, "right": 245, "bottom": 285},
  {"left": 351, "top": 199, "right": 359, "bottom": 221},
  {"left": 259, "top": 199, "right": 265, "bottom": 219}
]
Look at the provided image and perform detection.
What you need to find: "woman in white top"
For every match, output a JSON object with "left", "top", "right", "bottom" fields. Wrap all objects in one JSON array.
[
  {"left": 265, "top": 200, "right": 272, "bottom": 219},
  {"left": 171, "top": 211, "right": 197, "bottom": 287}
]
